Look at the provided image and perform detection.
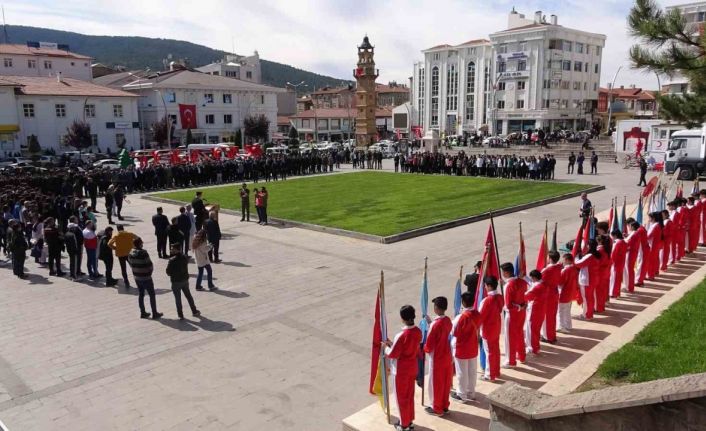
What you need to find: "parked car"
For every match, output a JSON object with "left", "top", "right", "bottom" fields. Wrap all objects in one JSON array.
[
  {"left": 92, "top": 159, "right": 121, "bottom": 170},
  {"left": 0, "top": 157, "right": 32, "bottom": 168},
  {"left": 37, "top": 155, "right": 56, "bottom": 166}
]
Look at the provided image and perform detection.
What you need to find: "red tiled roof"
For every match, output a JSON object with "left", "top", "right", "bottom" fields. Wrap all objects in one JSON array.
[
  {"left": 311, "top": 86, "right": 351, "bottom": 95},
  {"left": 7, "top": 75, "right": 137, "bottom": 97},
  {"left": 599, "top": 87, "right": 645, "bottom": 98},
  {"left": 290, "top": 107, "right": 391, "bottom": 119},
  {"left": 426, "top": 44, "right": 453, "bottom": 50},
  {"left": 277, "top": 116, "right": 292, "bottom": 125},
  {"left": 376, "top": 84, "right": 408, "bottom": 93},
  {"left": 0, "top": 43, "right": 91, "bottom": 60}
]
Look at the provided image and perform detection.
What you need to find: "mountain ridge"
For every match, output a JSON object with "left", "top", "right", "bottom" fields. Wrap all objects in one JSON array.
[{"left": 1, "top": 25, "right": 353, "bottom": 90}]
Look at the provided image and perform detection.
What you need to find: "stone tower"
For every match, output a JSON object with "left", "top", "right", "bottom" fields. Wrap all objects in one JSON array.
[{"left": 353, "top": 35, "right": 379, "bottom": 148}]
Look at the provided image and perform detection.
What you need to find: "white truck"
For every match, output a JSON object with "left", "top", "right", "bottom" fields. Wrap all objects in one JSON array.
[
  {"left": 664, "top": 125, "right": 706, "bottom": 180},
  {"left": 613, "top": 119, "right": 684, "bottom": 164}
]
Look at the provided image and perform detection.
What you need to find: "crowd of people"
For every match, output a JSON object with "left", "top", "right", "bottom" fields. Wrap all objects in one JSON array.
[
  {"left": 393, "top": 151, "right": 558, "bottom": 180},
  {"left": 380, "top": 190, "right": 706, "bottom": 431}
]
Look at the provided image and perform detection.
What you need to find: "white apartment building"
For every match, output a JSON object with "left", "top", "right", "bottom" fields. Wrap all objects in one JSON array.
[
  {"left": 0, "top": 43, "right": 93, "bottom": 81},
  {"left": 196, "top": 52, "right": 262, "bottom": 83},
  {"left": 662, "top": 2, "right": 706, "bottom": 95},
  {"left": 411, "top": 8, "right": 606, "bottom": 137},
  {"left": 122, "top": 69, "right": 284, "bottom": 145},
  {"left": 0, "top": 75, "right": 139, "bottom": 156}
]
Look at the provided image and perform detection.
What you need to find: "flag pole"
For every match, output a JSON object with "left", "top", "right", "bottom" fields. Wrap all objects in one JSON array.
[
  {"left": 421, "top": 257, "right": 427, "bottom": 407},
  {"left": 380, "top": 270, "right": 391, "bottom": 424},
  {"left": 489, "top": 212, "right": 503, "bottom": 296}
]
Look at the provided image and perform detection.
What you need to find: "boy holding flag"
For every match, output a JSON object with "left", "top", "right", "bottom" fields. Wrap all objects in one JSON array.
[
  {"left": 423, "top": 297, "right": 453, "bottom": 416},
  {"left": 450, "top": 292, "right": 480, "bottom": 403},
  {"left": 541, "top": 251, "right": 562, "bottom": 344},
  {"left": 501, "top": 262, "right": 527, "bottom": 367},
  {"left": 478, "top": 276, "right": 503, "bottom": 381}
]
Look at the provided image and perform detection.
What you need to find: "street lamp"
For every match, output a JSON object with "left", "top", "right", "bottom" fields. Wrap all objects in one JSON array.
[
  {"left": 286, "top": 81, "right": 307, "bottom": 107},
  {"left": 489, "top": 70, "right": 503, "bottom": 136},
  {"left": 128, "top": 70, "right": 150, "bottom": 148},
  {"left": 606, "top": 66, "right": 622, "bottom": 136},
  {"left": 241, "top": 94, "right": 255, "bottom": 149},
  {"left": 154, "top": 89, "right": 171, "bottom": 148}
]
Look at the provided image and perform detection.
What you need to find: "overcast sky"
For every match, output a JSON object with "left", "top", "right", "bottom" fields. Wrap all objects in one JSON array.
[{"left": 3, "top": 0, "right": 691, "bottom": 90}]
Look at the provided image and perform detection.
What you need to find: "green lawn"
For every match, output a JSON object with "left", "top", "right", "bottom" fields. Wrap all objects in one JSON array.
[
  {"left": 153, "top": 172, "right": 591, "bottom": 237},
  {"left": 595, "top": 281, "right": 706, "bottom": 386}
]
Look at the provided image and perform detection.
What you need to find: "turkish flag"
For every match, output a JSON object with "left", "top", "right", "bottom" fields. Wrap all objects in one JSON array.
[
  {"left": 227, "top": 146, "right": 238, "bottom": 159},
  {"left": 190, "top": 149, "right": 200, "bottom": 164},
  {"left": 178, "top": 104, "right": 198, "bottom": 129}
]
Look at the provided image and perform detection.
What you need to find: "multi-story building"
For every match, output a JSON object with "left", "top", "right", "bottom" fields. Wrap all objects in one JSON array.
[
  {"left": 0, "top": 43, "right": 93, "bottom": 81},
  {"left": 121, "top": 69, "right": 284, "bottom": 145},
  {"left": 411, "top": 8, "right": 606, "bottom": 137},
  {"left": 196, "top": 52, "right": 262, "bottom": 83},
  {"left": 0, "top": 75, "right": 139, "bottom": 155},
  {"left": 376, "top": 82, "right": 410, "bottom": 107},
  {"left": 289, "top": 107, "right": 392, "bottom": 142},
  {"left": 662, "top": 2, "right": 706, "bottom": 95},
  {"left": 309, "top": 82, "right": 409, "bottom": 110},
  {"left": 597, "top": 85, "right": 657, "bottom": 127}
]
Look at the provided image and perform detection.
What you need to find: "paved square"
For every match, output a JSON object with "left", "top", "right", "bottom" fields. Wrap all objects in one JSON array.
[{"left": 0, "top": 159, "right": 653, "bottom": 430}]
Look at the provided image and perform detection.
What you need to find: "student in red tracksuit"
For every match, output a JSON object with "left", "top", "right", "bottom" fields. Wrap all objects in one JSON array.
[
  {"left": 478, "top": 276, "right": 503, "bottom": 381},
  {"left": 541, "top": 251, "right": 562, "bottom": 344},
  {"left": 688, "top": 196, "right": 701, "bottom": 253},
  {"left": 668, "top": 201, "right": 681, "bottom": 264},
  {"left": 646, "top": 212, "right": 664, "bottom": 280},
  {"left": 524, "top": 270, "right": 546, "bottom": 355},
  {"left": 634, "top": 222, "right": 649, "bottom": 287},
  {"left": 501, "top": 262, "right": 527, "bottom": 367},
  {"left": 676, "top": 199, "right": 688, "bottom": 260},
  {"left": 557, "top": 254, "right": 579, "bottom": 332},
  {"left": 575, "top": 239, "right": 601, "bottom": 320},
  {"left": 700, "top": 190, "right": 706, "bottom": 246},
  {"left": 596, "top": 235, "right": 612, "bottom": 312},
  {"left": 384, "top": 305, "right": 422, "bottom": 431},
  {"left": 610, "top": 230, "right": 628, "bottom": 298},
  {"left": 449, "top": 293, "right": 480, "bottom": 404},
  {"left": 423, "top": 297, "right": 453, "bottom": 416},
  {"left": 661, "top": 209, "right": 673, "bottom": 272},
  {"left": 625, "top": 219, "right": 640, "bottom": 292}
]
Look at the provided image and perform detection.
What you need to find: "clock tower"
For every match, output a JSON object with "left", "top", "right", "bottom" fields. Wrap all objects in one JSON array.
[{"left": 353, "top": 35, "right": 379, "bottom": 148}]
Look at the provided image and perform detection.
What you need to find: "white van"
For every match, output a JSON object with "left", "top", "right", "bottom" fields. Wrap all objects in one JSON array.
[{"left": 266, "top": 145, "right": 290, "bottom": 156}]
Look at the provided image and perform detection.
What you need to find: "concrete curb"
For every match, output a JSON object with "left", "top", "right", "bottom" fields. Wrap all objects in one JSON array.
[
  {"left": 539, "top": 255, "right": 706, "bottom": 396},
  {"left": 143, "top": 184, "right": 605, "bottom": 244}
]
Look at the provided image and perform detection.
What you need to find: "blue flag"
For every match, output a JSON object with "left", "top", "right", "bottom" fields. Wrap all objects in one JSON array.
[
  {"left": 417, "top": 261, "right": 429, "bottom": 388},
  {"left": 636, "top": 196, "right": 644, "bottom": 225},
  {"left": 453, "top": 277, "right": 462, "bottom": 316}
]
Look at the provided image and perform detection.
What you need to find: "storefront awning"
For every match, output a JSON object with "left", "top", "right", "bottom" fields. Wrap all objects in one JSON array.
[{"left": 0, "top": 125, "right": 19, "bottom": 133}]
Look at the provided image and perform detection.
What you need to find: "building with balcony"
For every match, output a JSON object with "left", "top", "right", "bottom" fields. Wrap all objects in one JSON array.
[
  {"left": 289, "top": 107, "right": 392, "bottom": 142},
  {"left": 195, "top": 52, "right": 262, "bottom": 84},
  {"left": 308, "top": 82, "right": 409, "bottom": 110},
  {"left": 411, "top": 8, "right": 606, "bottom": 137},
  {"left": 597, "top": 85, "right": 657, "bottom": 128},
  {"left": 0, "top": 43, "right": 93, "bottom": 81}
]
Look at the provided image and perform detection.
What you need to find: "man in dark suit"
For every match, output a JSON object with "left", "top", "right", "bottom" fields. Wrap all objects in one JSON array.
[
  {"left": 151, "top": 207, "right": 170, "bottom": 258},
  {"left": 205, "top": 211, "right": 222, "bottom": 263},
  {"left": 239, "top": 183, "right": 250, "bottom": 222},
  {"left": 579, "top": 192, "right": 593, "bottom": 222},
  {"left": 463, "top": 261, "right": 482, "bottom": 307},
  {"left": 191, "top": 191, "right": 207, "bottom": 231},
  {"left": 176, "top": 207, "right": 192, "bottom": 257}
]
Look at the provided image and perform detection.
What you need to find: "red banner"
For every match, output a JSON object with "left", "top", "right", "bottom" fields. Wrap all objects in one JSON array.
[{"left": 178, "top": 104, "right": 197, "bottom": 129}]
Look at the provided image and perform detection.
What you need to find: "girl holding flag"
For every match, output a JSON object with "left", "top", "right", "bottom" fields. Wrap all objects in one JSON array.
[
  {"left": 661, "top": 209, "right": 673, "bottom": 272},
  {"left": 646, "top": 212, "right": 664, "bottom": 280},
  {"left": 575, "top": 239, "right": 601, "bottom": 320}
]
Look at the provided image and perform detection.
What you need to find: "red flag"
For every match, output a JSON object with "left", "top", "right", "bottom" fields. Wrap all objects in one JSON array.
[
  {"left": 571, "top": 222, "right": 583, "bottom": 258},
  {"left": 190, "top": 149, "right": 200, "bottom": 164},
  {"left": 369, "top": 292, "right": 381, "bottom": 394},
  {"left": 536, "top": 223, "right": 548, "bottom": 270},
  {"left": 178, "top": 104, "right": 198, "bottom": 129},
  {"left": 227, "top": 146, "right": 239, "bottom": 159},
  {"left": 515, "top": 224, "right": 527, "bottom": 278},
  {"left": 139, "top": 155, "right": 148, "bottom": 169},
  {"left": 212, "top": 147, "right": 221, "bottom": 160},
  {"left": 475, "top": 219, "right": 501, "bottom": 309},
  {"left": 152, "top": 150, "right": 160, "bottom": 166},
  {"left": 170, "top": 149, "right": 180, "bottom": 165}
]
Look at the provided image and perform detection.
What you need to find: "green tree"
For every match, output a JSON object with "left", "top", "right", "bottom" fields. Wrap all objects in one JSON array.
[
  {"left": 629, "top": 0, "right": 706, "bottom": 126},
  {"left": 287, "top": 125, "right": 299, "bottom": 148},
  {"left": 244, "top": 114, "right": 270, "bottom": 143},
  {"left": 234, "top": 128, "right": 242, "bottom": 146},
  {"left": 186, "top": 128, "right": 193, "bottom": 146},
  {"left": 151, "top": 117, "right": 170, "bottom": 148},
  {"left": 66, "top": 120, "right": 92, "bottom": 153},
  {"left": 118, "top": 148, "right": 133, "bottom": 168},
  {"left": 27, "top": 134, "right": 41, "bottom": 156}
]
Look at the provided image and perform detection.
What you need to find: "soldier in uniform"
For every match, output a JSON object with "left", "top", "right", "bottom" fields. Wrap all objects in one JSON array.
[{"left": 239, "top": 183, "right": 250, "bottom": 222}]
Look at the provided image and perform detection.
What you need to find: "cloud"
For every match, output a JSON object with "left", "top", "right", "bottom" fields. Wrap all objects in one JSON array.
[{"left": 2, "top": 0, "right": 694, "bottom": 90}]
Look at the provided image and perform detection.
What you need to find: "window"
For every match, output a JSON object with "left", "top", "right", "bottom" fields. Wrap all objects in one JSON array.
[
  {"left": 562, "top": 60, "right": 571, "bottom": 71},
  {"left": 561, "top": 81, "right": 570, "bottom": 89},
  {"left": 497, "top": 81, "right": 506, "bottom": 91},
  {"left": 594, "top": 83, "right": 598, "bottom": 91},
  {"left": 165, "top": 92, "right": 176, "bottom": 103},
  {"left": 260, "top": 95, "right": 265, "bottom": 104},
  {"left": 44, "top": 60, "right": 52, "bottom": 69},
  {"left": 516, "top": 99, "right": 525, "bottom": 109},
  {"left": 433, "top": 53, "right": 440, "bottom": 61},
  {"left": 563, "top": 40, "right": 573, "bottom": 51},
  {"left": 576, "top": 43, "right": 584, "bottom": 54},
  {"left": 596, "top": 46, "right": 601, "bottom": 56},
  {"left": 466, "top": 61, "right": 476, "bottom": 94},
  {"left": 318, "top": 119, "right": 328, "bottom": 130},
  {"left": 519, "top": 42, "right": 527, "bottom": 51},
  {"left": 246, "top": 71, "right": 253, "bottom": 79},
  {"left": 212, "top": 71, "right": 220, "bottom": 76},
  {"left": 595, "top": 64, "right": 599, "bottom": 73},
  {"left": 573, "top": 81, "right": 581, "bottom": 90},
  {"left": 91, "top": 134, "right": 98, "bottom": 146},
  {"left": 27, "top": 59, "right": 36, "bottom": 69},
  {"left": 205, "top": 114, "right": 215, "bottom": 124},
  {"left": 551, "top": 80, "right": 559, "bottom": 89},
  {"left": 498, "top": 62, "right": 506, "bottom": 73},
  {"left": 517, "top": 60, "right": 526, "bottom": 71},
  {"left": 560, "top": 99, "right": 568, "bottom": 109},
  {"left": 223, "top": 114, "right": 232, "bottom": 124},
  {"left": 331, "top": 119, "right": 341, "bottom": 129},
  {"left": 84, "top": 104, "right": 96, "bottom": 118},
  {"left": 517, "top": 81, "right": 526, "bottom": 90},
  {"left": 418, "top": 67, "right": 425, "bottom": 128},
  {"left": 699, "top": 11, "right": 706, "bottom": 22},
  {"left": 465, "top": 94, "right": 475, "bottom": 121},
  {"left": 543, "top": 99, "right": 550, "bottom": 108},
  {"left": 549, "top": 39, "right": 561, "bottom": 49},
  {"left": 3, "top": 58, "right": 12, "bottom": 67},
  {"left": 223, "top": 94, "right": 232, "bottom": 104},
  {"left": 584, "top": 82, "right": 588, "bottom": 90},
  {"left": 585, "top": 63, "right": 589, "bottom": 72},
  {"left": 446, "top": 64, "right": 458, "bottom": 111},
  {"left": 55, "top": 104, "right": 66, "bottom": 118},
  {"left": 543, "top": 79, "right": 550, "bottom": 89},
  {"left": 113, "top": 104, "right": 123, "bottom": 118},
  {"left": 169, "top": 114, "right": 177, "bottom": 124},
  {"left": 574, "top": 61, "right": 583, "bottom": 72},
  {"left": 302, "top": 119, "right": 311, "bottom": 128},
  {"left": 497, "top": 100, "right": 505, "bottom": 109},
  {"left": 115, "top": 133, "right": 125, "bottom": 147},
  {"left": 550, "top": 60, "right": 561, "bottom": 70},
  {"left": 498, "top": 44, "right": 508, "bottom": 54},
  {"left": 23, "top": 104, "right": 35, "bottom": 118},
  {"left": 204, "top": 93, "right": 214, "bottom": 103},
  {"left": 431, "top": 66, "right": 439, "bottom": 127}
]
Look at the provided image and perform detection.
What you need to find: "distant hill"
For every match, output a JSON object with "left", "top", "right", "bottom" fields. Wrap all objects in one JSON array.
[{"left": 2, "top": 25, "right": 352, "bottom": 90}]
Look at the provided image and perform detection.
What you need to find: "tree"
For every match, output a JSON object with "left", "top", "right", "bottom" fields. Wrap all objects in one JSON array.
[
  {"left": 287, "top": 125, "right": 299, "bottom": 148},
  {"left": 118, "top": 148, "right": 133, "bottom": 168},
  {"left": 234, "top": 128, "right": 242, "bottom": 146},
  {"left": 27, "top": 134, "right": 41, "bottom": 156},
  {"left": 186, "top": 128, "right": 193, "bottom": 146},
  {"left": 244, "top": 114, "right": 270, "bottom": 143},
  {"left": 151, "top": 117, "right": 170, "bottom": 148},
  {"left": 66, "top": 120, "right": 92, "bottom": 152},
  {"left": 629, "top": 0, "right": 706, "bottom": 126}
]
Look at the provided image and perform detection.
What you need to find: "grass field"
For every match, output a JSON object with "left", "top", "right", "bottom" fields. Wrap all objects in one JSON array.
[
  {"left": 154, "top": 171, "right": 591, "bottom": 236},
  {"left": 594, "top": 281, "right": 706, "bottom": 386}
]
